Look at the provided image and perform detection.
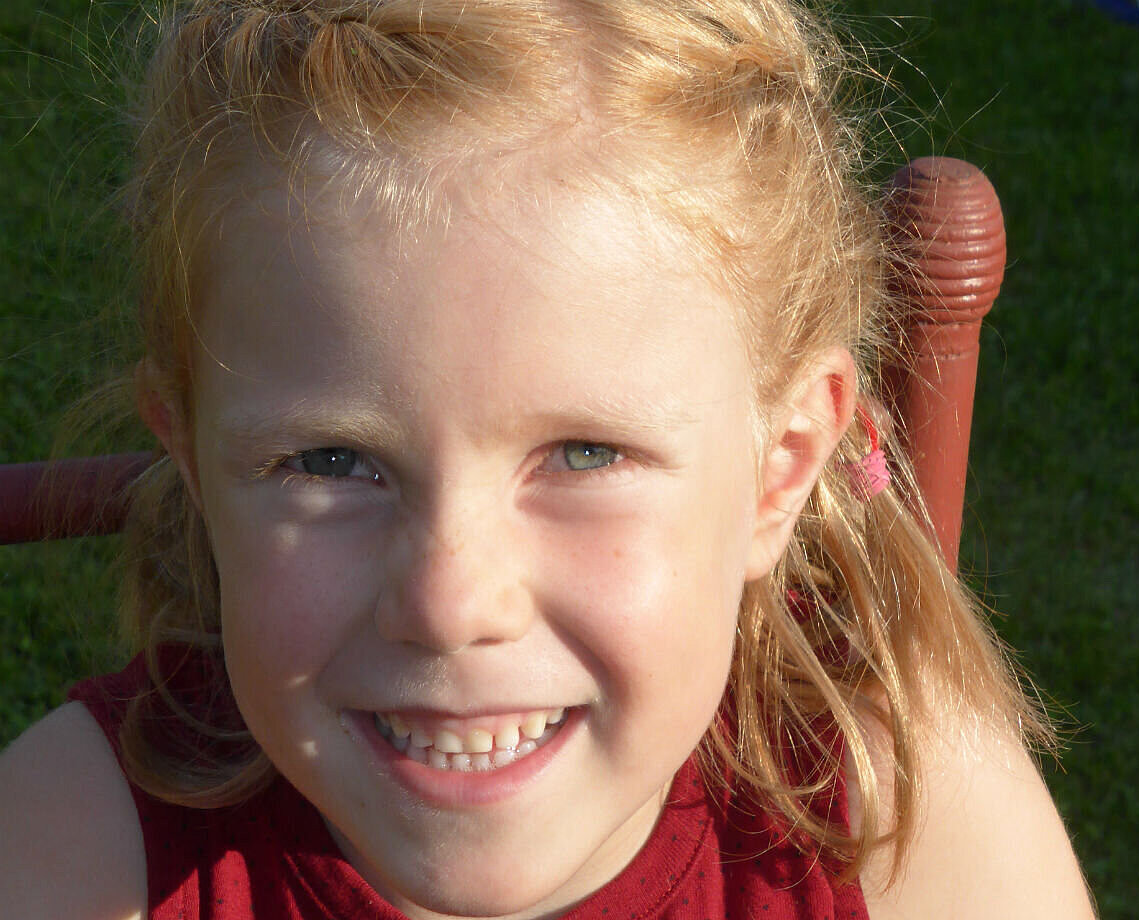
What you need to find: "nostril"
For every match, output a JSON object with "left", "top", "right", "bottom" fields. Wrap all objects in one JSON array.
[
  {"left": 371, "top": 507, "right": 535, "bottom": 651},
  {"left": 374, "top": 566, "right": 534, "bottom": 653}
]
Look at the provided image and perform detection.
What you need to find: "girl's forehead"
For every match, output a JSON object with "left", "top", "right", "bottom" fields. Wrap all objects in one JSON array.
[
  {"left": 202, "top": 157, "right": 738, "bottom": 324},
  {"left": 191, "top": 166, "right": 758, "bottom": 433},
  {"left": 214, "top": 124, "right": 728, "bottom": 265}
]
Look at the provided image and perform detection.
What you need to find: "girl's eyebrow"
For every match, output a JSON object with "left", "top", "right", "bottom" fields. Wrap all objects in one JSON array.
[
  {"left": 210, "top": 394, "right": 706, "bottom": 452},
  {"left": 210, "top": 406, "right": 410, "bottom": 454},
  {"left": 501, "top": 400, "right": 703, "bottom": 439}
]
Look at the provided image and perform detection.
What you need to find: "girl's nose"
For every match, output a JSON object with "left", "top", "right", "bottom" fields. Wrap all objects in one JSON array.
[{"left": 374, "top": 504, "right": 535, "bottom": 653}]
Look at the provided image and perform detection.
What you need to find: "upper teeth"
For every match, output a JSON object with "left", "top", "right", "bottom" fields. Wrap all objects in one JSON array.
[{"left": 374, "top": 707, "right": 567, "bottom": 758}]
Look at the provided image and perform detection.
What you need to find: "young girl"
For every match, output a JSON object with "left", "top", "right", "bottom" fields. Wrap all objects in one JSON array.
[{"left": 0, "top": 1, "right": 1095, "bottom": 917}]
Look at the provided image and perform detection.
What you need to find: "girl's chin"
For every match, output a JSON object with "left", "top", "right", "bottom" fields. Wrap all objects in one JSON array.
[
  {"left": 325, "top": 706, "right": 676, "bottom": 919},
  {"left": 326, "top": 816, "right": 593, "bottom": 920}
]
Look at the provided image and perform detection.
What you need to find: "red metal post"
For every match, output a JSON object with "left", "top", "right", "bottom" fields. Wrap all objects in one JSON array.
[
  {"left": 885, "top": 157, "right": 1006, "bottom": 569},
  {"left": 0, "top": 453, "right": 153, "bottom": 544}
]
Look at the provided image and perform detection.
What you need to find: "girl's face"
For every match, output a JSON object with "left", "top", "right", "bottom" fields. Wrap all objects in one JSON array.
[{"left": 183, "top": 173, "right": 778, "bottom": 918}]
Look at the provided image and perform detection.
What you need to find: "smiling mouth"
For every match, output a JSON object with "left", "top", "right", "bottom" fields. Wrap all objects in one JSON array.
[{"left": 373, "top": 708, "right": 569, "bottom": 772}]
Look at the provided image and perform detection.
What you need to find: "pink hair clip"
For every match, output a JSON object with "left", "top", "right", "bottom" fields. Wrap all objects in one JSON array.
[{"left": 845, "top": 402, "right": 890, "bottom": 499}]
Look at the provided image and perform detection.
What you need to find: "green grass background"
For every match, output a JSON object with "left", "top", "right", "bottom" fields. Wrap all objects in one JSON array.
[{"left": 2, "top": 0, "right": 1136, "bottom": 914}]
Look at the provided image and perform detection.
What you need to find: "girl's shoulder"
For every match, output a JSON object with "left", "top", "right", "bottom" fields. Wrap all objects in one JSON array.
[
  {"left": 850, "top": 695, "right": 1095, "bottom": 919},
  {"left": 0, "top": 701, "right": 148, "bottom": 919}
]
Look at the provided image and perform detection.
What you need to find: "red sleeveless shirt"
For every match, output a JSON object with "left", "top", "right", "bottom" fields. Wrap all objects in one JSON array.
[{"left": 70, "top": 653, "right": 868, "bottom": 920}]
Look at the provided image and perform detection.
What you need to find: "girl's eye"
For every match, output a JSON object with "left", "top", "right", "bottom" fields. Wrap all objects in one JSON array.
[
  {"left": 559, "top": 441, "right": 622, "bottom": 472},
  {"left": 283, "top": 447, "right": 381, "bottom": 482}
]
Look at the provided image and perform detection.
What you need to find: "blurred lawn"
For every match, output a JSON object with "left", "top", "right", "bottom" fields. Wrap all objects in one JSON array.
[
  {"left": 838, "top": 3, "right": 1139, "bottom": 914},
  {"left": 2, "top": 0, "right": 1137, "bottom": 915},
  {"left": 1, "top": 0, "right": 139, "bottom": 741}
]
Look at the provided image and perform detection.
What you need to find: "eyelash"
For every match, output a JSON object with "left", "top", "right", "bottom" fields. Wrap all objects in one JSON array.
[
  {"left": 539, "top": 441, "right": 625, "bottom": 476},
  {"left": 267, "top": 440, "right": 628, "bottom": 486},
  {"left": 276, "top": 448, "right": 385, "bottom": 485}
]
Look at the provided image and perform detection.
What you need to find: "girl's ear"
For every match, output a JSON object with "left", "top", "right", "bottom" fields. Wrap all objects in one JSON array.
[
  {"left": 135, "top": 359, "right": 203, "bottom": 510},
  {"left": 744, "top": 346, "right": 856, "bottom": 580}
]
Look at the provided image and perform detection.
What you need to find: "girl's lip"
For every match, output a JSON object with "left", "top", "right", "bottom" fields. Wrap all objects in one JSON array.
[{"left": 343, "top": 705, "right": 582, "bottom": 808}]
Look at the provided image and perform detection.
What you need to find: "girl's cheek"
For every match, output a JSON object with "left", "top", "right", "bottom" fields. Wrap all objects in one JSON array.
[
  {"left": 536, "top": 510, "right": 738, "bottom": 662},
  {"left": 214, "top": 508, "right": 385, "bottom": 675}
]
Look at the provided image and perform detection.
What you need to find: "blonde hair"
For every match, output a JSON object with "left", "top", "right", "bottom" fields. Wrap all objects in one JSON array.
[{"left": 120, "top": 0, "right": 1048, "bottom": 877}]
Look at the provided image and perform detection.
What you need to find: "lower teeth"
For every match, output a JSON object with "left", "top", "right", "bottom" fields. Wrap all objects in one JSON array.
[{"left": 375, "top": 717, "right": 560, "bottom": 772}]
